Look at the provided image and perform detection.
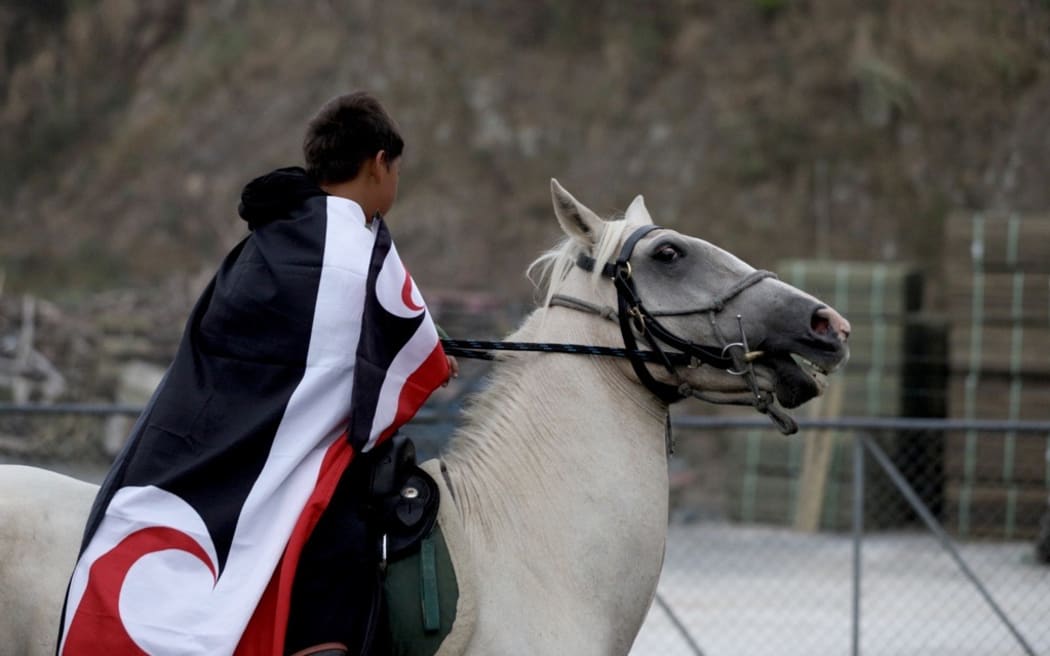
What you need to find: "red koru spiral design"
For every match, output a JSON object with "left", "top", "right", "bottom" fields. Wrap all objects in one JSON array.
[{"left": 64, "top": 526, "right": 217, "bottom": 655}]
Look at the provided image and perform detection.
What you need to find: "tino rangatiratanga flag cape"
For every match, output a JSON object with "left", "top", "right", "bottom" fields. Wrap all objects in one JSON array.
[{"left": 58, "top": 167, "right": 450, "bottom": 654}]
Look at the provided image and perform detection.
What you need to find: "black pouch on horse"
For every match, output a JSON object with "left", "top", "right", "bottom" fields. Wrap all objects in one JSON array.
[
  {"left": 284, "top": 433, "right": 440, "bottom": 655},
  {"left": 363, "top": 432, "right": 441, "bottom": 564}
]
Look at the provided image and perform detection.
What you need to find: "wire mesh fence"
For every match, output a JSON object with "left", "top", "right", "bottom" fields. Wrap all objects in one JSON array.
[
  {"left": 633, "top": 421, "right": 1050, "bottom": 656},
  {"left": 2, "top": 406, "right": 1049, "bottom": 655}
]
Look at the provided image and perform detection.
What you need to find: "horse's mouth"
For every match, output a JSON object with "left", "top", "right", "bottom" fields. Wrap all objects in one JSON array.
[
  {"left": 763, "top": 353, "right": 831, "bottom": 408},
  {"left": 702, "top": 353, "right": 829, "bottom": 409}
]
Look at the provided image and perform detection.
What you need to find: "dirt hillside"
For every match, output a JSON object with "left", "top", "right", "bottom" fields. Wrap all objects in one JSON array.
[{"left": 3, "top": 1, "right": 1048, "bottom": 304}]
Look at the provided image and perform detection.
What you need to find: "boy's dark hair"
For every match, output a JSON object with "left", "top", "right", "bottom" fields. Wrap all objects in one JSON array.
[{"left": 303, "top": 92, "right": 404, "bottom": 185}]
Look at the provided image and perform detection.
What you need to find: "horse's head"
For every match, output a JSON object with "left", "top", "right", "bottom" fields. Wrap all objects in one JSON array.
[{"left": 542, "top": 179, "right": 850, "bottom": 428}]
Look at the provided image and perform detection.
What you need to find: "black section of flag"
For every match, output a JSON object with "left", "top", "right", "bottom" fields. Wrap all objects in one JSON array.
[
  {"left": 77, "top": 196, "right": 330, "bottom": 572},
  {"left": 348, "top": 218, "right": 425, "bottom": 452}
]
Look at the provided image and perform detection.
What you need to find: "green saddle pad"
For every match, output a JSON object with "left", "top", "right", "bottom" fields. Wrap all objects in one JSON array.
[{"left": 382, "top": 523, "right": 458, "bottom": 655}]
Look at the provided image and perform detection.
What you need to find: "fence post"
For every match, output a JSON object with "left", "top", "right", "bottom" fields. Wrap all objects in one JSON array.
[{"left": 851, "top": 432, "right": 864, "bottom": 656}]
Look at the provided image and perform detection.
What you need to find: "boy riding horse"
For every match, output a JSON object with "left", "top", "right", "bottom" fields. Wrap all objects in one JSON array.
[{"left": 59, "top": 92, "right": 455, "bottom": 656}]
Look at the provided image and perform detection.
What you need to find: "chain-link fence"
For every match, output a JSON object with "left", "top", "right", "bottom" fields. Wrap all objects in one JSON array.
[
  {"left": 3, "top": 406, "right": 1049, "bottom": 655},
  {"left": 634, "top": 418, "right": 1050, "bottom": 656}
]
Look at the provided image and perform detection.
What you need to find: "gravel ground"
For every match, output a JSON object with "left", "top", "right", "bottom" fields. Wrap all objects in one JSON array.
[{"left": 632, "top": 522, "right": 1050, "bottom": 656}]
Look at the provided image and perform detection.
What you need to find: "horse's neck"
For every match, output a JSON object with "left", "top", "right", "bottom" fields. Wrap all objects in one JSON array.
[{"left": 441, "top": 307, "right": 671, "bottom": 652}]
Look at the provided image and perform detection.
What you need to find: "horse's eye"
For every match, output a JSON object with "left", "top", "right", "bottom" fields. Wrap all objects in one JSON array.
[{"left": 652, "top": 244, "right": 682, "bottom": 263}]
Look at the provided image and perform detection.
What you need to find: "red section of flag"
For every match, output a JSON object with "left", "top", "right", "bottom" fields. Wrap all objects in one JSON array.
[
  {"left": 235, "top": 435, "right": 355, "bottom": 655},
  {"left": 377, "top": 342, "right": 449, "bottom": 446},
  {"left": 63, "top": 527, "right": 217, "bottom": 655}
]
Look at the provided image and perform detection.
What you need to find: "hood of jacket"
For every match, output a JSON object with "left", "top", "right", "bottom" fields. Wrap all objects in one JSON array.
[{"left": 237, "top": 167, "right": 327, "bottom": 230}]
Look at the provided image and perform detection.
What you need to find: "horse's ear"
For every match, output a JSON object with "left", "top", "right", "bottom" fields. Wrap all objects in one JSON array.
[
  {"left": 624, "top": 194, "right": 653, "bottom": 225},
  {"left": 551, "top": 178, "right": 604, "bottom": 247}
]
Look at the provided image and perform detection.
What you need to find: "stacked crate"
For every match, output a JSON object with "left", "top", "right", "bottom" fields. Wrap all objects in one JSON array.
[
  {"left": 726, "top": 260, "right": 947, "bottom": 530},
  {"left": 944, "top": 212, "right": 1050, "bottom": 540}
]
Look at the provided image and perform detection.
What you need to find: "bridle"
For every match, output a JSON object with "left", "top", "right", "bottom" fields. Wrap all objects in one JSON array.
[{"left": 442, "top": 224, "right": 799, "bottom": 434}]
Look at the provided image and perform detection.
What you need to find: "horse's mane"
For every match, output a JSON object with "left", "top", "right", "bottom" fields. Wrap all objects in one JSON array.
[
  {"left": 442, "top": 215, "right": 638, "bottom": 533},
  {"left": 525, "top": 215, "right": 634, "bottom": 306}
]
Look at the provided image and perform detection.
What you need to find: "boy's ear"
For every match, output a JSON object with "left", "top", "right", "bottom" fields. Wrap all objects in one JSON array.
[
  {"left": 368, "top": 151, "right": 385, "bottom": 179},
  {"left": 359, "top": 151, "right": 386, "bottom": 181},
  {"left": 377, "top": 149, "right": 400, "bottom": 172}
]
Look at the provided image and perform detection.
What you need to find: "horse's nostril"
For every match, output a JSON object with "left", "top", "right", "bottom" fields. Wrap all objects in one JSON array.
[{"left": 811, "top": 314, "right": 831, "bottom": 335}]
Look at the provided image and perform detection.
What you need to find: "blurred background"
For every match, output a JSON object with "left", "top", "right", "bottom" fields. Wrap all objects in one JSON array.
[{"left": 2, "top": 1, "right": 1049, "bottom": 654}]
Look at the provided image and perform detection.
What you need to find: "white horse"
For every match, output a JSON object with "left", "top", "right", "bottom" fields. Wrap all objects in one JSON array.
[{"left": 0, "top": 180, "right": 850, "bottom": 655}]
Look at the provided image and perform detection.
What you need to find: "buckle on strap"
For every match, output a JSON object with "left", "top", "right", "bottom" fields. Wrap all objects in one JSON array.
[{"left": 627, "top": 305, "right": 646, "bottom": 334}]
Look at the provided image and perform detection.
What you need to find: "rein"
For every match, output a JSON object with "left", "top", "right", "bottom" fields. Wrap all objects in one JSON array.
[
  {"left": 440, "top": 339, "right": 696, "bottom": 366},
  {"left": 439, "top": 224, "right": 799, "bottom": 434}
]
